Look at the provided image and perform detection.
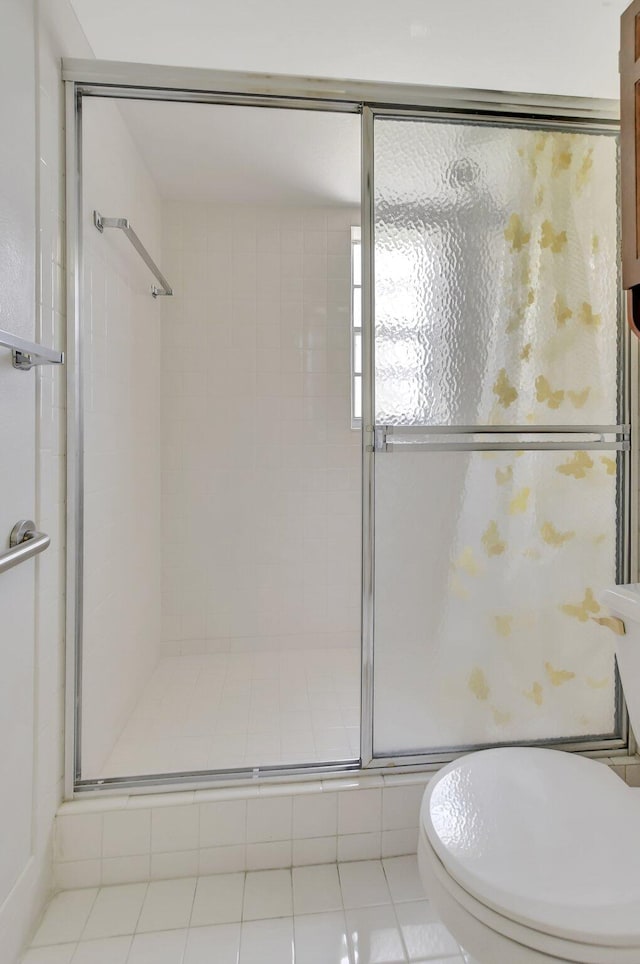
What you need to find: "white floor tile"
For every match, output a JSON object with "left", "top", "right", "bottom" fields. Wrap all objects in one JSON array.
[
  {"left": 126, "top": 929, "right": 188, "bottom": 964},
  {"left": 183, "top": 923, "right": 241, "bottom": 964},
  {"left": 70, "top": 935, "right": 132, "bottom": 963},
  {"left": 346, "top": 906, "right": 407, "bottom": 964},
  {"left": 412, "top": 958, "right": 465, "bottom": 964},
  {"left": 22, "top": 947, "right": 77, "bottom": 964},
  {"left": 294, "top": 911, "right": 352, "bottom": 964},
  {"left": 293, "top": 864, "right": 342, "bottom": 915},
  {"left": 339, "top": 861, "right": 392, "bottom": 909},
  {"left": 242, "top": 869, "right": 292, "bottom": 921},
  {"left": 190, "top": 873, "right": 245, "bottom": 926},
  {"left": 25, "top": 862, "right": 465, "bottom": 964},
  {"left": 382, "top": 857, "right": 425, "bottom": 903},
  {"left": 82, "top": 883, "right": 148, "bottom": 940},
  {"left": 137, "top": 876, "right": 197, "bottom": 932},
  {"left": 394, "top": 901, "right": 461, "bottom": 961},
  {"left": 32, "top": 890, "right": 98, "bottom": 947},
  {"left": 238, "top": 917, "right": 294, "bottom": 964},
  {"left": 102, "top": 648, "right": 360, "bottom": 776}
]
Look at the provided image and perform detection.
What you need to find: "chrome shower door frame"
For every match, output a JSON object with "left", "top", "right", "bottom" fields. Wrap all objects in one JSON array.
[
  {"left": 63, "top": 60, "right": 632, "bottom": 797},
  {"left": 362, "top": 104, "right": 633, "bottom": 768}
]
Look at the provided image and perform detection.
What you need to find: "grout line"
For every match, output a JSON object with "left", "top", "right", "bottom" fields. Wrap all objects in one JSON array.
[
  {"left": 32, "top": 859, "right": 472, "bottom": 963},
  {"left": 181, "top": 874, "right": 199, "bottom": 938},
  {"left": 128, "top": 881, "right": 149, "bottom": 943},
  {"left": 388, "top": 891, "right": 411, "bottom": 963},
  {"left": 121, "top": 934, "right": 134, "bottom": 964},
  {"left": 74, "top": 886, "right": 101, "bottom": 944},
  {"left": 239, "top": 870, "right": 248, "bottom": 928}
]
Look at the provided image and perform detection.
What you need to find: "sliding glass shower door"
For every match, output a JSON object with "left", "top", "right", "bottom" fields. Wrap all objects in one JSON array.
[
  {"left": 74, "top": 90, "right": 362, "bottom": 785},
  {"left": 370, "top": 116, "right": 627, "bottom": 758},
  {"left": 67, "top": 62, "right": 629, "bottom": 790}
]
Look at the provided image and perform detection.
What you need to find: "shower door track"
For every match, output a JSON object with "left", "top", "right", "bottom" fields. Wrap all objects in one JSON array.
[{"left": 63, "top": 59, "right": 635, "bottom": 797}]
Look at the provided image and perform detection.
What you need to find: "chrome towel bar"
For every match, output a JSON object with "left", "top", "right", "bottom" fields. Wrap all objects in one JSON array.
[
  {"left": 0, "top": 520, "right": 50, "bottom": 575},
  {"left": 0, "top": 328, "right": 64, "bottom": 370},
  {"left": 93, "top": 210, "right": 173, "bottom": 298}
]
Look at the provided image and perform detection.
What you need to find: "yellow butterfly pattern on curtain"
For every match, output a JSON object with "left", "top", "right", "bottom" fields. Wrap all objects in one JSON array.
[{"left": 444, "top": 129, "right": 619, "bottom": 743}]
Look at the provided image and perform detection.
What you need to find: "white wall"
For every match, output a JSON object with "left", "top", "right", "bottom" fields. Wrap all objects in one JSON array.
[
  {"left": 0, "top": 0, "right": 38, "bottom": 933},
  {"left": 0, "top": 2, "right": 92, "bottom": 961},
  {"left": 160, "top": 203, "right": 361, "bottom": 653},
  {"left": 80, "top": 99, "right": 163, "bottom": 777}
]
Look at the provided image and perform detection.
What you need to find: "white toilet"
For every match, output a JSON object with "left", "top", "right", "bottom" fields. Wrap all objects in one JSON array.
[{"left": 418, "top": 583, "right": 640, "bottom": 964}]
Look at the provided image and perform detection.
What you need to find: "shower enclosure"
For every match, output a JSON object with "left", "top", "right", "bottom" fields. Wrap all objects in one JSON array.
[{"left": 64, "top": 61, "right": 633, "bottom": 793}]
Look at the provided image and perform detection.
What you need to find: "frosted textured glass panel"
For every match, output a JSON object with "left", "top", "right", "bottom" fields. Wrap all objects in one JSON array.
[
  {"left": 374, "top": 119, "right": 618, "bottom": 426},
  {"left": 373, "top": 449, "right": 618, "bottom": 754}
]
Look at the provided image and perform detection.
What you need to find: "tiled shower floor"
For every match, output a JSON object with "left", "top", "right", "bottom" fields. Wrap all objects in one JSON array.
[
  {"left": 24, "top": 857, "right": 475, "bottom": 963},
  {"left": 100, "top": 649, "right": 360, "bottom": 777}
]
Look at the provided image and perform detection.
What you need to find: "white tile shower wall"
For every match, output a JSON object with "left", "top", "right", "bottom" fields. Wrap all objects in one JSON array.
[
  {"left": 80, "top": 100, "right": 163, "bottom": 776},
  {"left": 51, "top": 757, "right": 640, "bottom": 890},
  {"left": 52, "top": 776, "right": 425, "bottom": 889},
  {"left": 159, "top": 203, "right": 361, "bottom": 653},
  {"left": 1, "top": 3, "right": 93, "bottom": 962}
]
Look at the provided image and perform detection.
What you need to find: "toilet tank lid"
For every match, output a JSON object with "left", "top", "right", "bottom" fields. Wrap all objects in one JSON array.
[
  {"left": 601, "top": 583, "right": 640, "bottom": 623},
  {"left": 422, "top": 747, "right": 640, "bottom": 947}
]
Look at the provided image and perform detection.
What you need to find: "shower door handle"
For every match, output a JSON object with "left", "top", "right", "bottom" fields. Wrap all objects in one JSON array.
[
  {"left": 0, "top": 520, "right": 50, "bottom": 575},
  {"left": 373, "top": 425, "right": 630, "bottom": 453}
]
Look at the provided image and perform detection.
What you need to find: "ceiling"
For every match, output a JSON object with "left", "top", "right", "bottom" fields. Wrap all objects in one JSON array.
[
  {"left": 111, "top": 99, "right": 361, "bottom": 205},
  {"left": 72, "top": 0, "right": 627, "bottom": 206},
  {"left": 70, "top": 0, "right": 627, "bottom": 100}
]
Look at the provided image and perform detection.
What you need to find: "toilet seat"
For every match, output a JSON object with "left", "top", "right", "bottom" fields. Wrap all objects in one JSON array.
[
  {"left": 419, "top": 828, "right": 640, "bottom": 964},
  {"left": 421, "top": 747, "right": 640, "bottom": 954}
]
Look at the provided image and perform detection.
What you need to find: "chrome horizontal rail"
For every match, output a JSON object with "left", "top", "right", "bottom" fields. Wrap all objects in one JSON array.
[
  {"left": 380, "top": 440, "right": 629, "bottom": 453},
  {"left": 93, "top": 211, "right": 172, "bottom": 298},
  {"left": 374, "top": 424, "right": 630, "bottom": 453},
  {"left": 381, "top": 424, "right": 631, "bottom": 435},
  {"left": 0, "top": 520, "right": 50, "bottom": 575},
  {"left": 0, "top": 328, "right": 64, "bottom": 371}
]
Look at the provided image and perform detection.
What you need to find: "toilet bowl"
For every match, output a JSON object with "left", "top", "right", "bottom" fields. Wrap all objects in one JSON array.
[{"left": 417, "top": 582, "right": 640, "bottom": 964}]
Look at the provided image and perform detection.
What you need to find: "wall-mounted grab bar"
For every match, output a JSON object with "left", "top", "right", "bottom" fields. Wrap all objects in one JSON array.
[
  {"left": 93, "top": 210, "right": 173, "bottom": 298},
  {"left": 0, "top": 520, "right": 50, "bottom": 575},
  {"left": 0, "top": 328, "right": 64, "bottom": 371}
]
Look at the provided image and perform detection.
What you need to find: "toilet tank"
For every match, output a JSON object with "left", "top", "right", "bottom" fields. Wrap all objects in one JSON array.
[{"left": 601, "top": 583, "right": 640, "bottom": 738}]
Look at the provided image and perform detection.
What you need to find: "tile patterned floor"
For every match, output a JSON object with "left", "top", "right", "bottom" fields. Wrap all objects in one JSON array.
[
  {"left": 24, "top": 857, "right": 476, "bottom": 963},
  {"left": 99, "top": 649, "right": 360, "bottom": 778}
]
